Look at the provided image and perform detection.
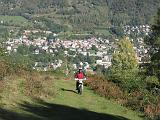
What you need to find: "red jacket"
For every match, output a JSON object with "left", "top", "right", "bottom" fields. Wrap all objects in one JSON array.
[{"left": 75, "top": 72, "right": 85, "bottom": 79}]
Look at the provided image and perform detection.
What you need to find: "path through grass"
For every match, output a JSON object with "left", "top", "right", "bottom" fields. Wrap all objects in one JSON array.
[{"left": 0, "top": 76, "right": 143, "bottom": 120}]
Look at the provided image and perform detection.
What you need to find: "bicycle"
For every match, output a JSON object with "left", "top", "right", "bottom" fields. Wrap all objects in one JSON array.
[{"left": 75, "top": 78, "right": 86, "bottom": 95}]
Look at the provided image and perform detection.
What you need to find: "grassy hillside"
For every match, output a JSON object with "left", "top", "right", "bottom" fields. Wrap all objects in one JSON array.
[
  {"left": 0, "top": 74, "right": 143, "bottom": 120},
  {"left": 0, "top": 15, "right": 33, "bottom": 27}
]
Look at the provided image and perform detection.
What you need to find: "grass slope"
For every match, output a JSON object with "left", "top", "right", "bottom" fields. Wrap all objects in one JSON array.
[
  {"left": 0, "top": 15, "right": 32, "bottom": 27},
  {"left": 0, "top": 75, "right": 143, "bottom": 120}
]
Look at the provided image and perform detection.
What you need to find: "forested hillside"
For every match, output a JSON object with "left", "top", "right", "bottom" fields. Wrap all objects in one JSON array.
[{"left": 0, "top": 0, "right": 160, "bottom": 32}]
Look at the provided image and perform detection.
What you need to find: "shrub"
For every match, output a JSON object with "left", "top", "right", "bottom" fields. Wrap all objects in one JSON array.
[
  {"left": 125, "top": 91, "right": 144, "bottom": 111},
  {"left": 44, "top": 75, "right": 52, "bottom": 81},
  {"left": 86, "top": 74, "right": 160, "bottom": 119},
  {"left": 24, "top": 74, "right": 55, "bottom": 98},
  {"left": 0, "top": 59, "right": 10, "bottom": 80},
  {"left": 24, "top": 74, "right": 43, "bottom": 97},
  {"left": 125, "top": 91, "right": 160, "bottom": 119},
  {"left": 144, "top": 101, "right": 160, "bottom": 119},
  {"left": 145, "top": 76, "right": 159, "bottom": 88},
  {"left": 120, "top": 76, "right": 145, "bottom": 92},
  {"left": 85, "top": 75, "right": 124, "bottom": 99}
]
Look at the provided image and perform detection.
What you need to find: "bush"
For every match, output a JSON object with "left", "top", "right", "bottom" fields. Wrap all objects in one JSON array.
[
  {"left": 0, "top": 59, "right": 10, "bottom": 80},
  {"left": 120, "top": 76, "right": 145, "bottom": 92},
  {"left": 125, "top": 91, "right": 144, "bottom": 111},
  {"left": 24, "top": 74, "right": 43, "bottom": 97},
  {"left": 24, "top": 74, "right": 55, "bottom": 99},
  {"left": 85, "top": 75, "right": 124, "bottom": 99},
  {"left": 144, "top": 101, "right": 160, "bottom": 119},
  {"left": 145, "top": 76, "right": 159, "bottom": 87},
  {"left": 86, "top": 74, "right": 160, "bottom": 119},
  {"left": 125, "top": 90, "right": 160, "bottom": 119}
]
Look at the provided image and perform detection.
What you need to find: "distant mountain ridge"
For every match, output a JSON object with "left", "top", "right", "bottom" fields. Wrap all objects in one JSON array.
[{"left": 0, "top": 0, "right": 160, "bottom": 31}]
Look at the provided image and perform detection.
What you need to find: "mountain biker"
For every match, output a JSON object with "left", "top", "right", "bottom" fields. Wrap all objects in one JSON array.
[{"left": 75, "top": 68, "right": 86, "bottom": 90}]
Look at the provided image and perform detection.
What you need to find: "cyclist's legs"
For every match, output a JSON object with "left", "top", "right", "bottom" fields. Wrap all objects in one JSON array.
[{"left": 76, "top": 81, "right": 79, "bottom": 89}]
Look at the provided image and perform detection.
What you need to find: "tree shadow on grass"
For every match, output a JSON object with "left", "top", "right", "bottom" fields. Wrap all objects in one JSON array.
[
  {"left": 0, "top": 99, "right": 130, "bottom": 120},
  {"left": 0, "top": 108, "right": 41, "bottom": 120}
]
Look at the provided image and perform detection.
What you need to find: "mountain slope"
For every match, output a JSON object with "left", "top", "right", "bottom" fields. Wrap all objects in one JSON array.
[
  {"left": 0, "top": 0, "right": 160, "bottom": 32},
  {"left": 0, "top": 75, "right": 143, "bottom": 120}
]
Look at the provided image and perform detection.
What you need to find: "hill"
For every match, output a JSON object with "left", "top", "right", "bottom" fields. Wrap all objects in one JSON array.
[
  {"left": 0, "top": 0, "right": 160, "bottom": 33},
  {"left": 0, "top": 74, "right": 143, "bottom": 120}
]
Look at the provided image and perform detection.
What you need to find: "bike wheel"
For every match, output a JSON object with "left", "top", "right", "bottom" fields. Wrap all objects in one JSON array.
[{"left": 78, "top": 85, "right": 82, "bottom": 95}]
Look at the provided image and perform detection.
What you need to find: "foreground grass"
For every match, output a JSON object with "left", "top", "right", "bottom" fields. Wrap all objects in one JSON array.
[{"left": 0, "top": 75, "right": 143, "bottom": 120}]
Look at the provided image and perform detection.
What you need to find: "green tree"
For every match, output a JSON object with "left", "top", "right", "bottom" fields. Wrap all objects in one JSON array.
[
  {"left": 110, "top": 37, "right": 139, "bottom": 90},
  {"left": 146, "top": 9, "right": 160, "bottom": 80},
  {"left": 0, "top": 47, "right": 6, "bottom": 57},
  {"left": 91, "top": 45, "right": 98, "bottom": 52},
  {"left": 17, "top": 45, "right": 30, "bottom": 55},
  {"left": 9, "top": 52, "right": 33, "bottom": 71}
]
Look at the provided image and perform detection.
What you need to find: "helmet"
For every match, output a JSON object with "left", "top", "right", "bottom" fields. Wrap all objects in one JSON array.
[{"left": 80, "top": 62, "right": 83, "bottom": 66}]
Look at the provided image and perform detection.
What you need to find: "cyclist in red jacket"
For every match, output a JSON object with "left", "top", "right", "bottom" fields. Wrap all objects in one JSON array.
[{"left": 75, "top": 68, "right": 86, "bottom": 90}]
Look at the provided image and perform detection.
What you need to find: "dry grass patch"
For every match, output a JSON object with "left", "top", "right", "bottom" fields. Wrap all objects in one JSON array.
[{"left": 24, "top": 73, "right": 55, "bottom": 99}]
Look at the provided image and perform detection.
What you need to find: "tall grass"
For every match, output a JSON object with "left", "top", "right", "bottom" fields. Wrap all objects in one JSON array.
[
  {"left": 21, "top": 72, "right": 55, "bottom": 99},
  {"left": 0, "top": 59, "right": 10, "bottom": 80}
]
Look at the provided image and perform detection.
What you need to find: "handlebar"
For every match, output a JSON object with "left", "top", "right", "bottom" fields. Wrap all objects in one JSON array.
[{"left": 75, "top": 78, "right": 86, "bottom": 81}]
